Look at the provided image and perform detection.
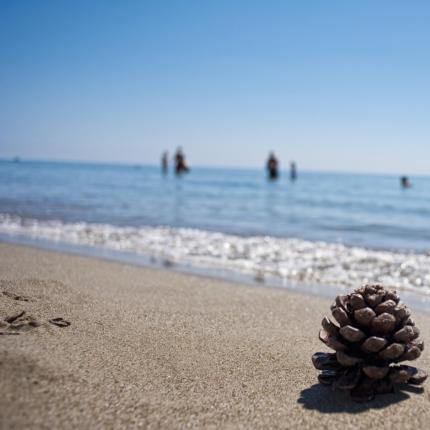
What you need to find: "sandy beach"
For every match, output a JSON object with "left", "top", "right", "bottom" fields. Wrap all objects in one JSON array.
[{"left": 1, "top": 242, "right": 429, "bottom": 429}]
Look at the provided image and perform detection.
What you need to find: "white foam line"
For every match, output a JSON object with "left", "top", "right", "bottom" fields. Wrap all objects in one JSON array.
[{"left": 1, "top": 213, "right": 430, "bottom": 295}]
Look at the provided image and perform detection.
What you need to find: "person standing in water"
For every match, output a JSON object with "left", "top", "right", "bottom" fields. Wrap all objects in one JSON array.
[
  {"left": 400, "top": 176, "right": 412, "bottom": 188},
  {"left": 174, "top": 147, "right": 190, "bottom": 175},
  {"left": 266, "top": 152, "right": 279, "bottom": 180},
  {"left": 161, "top": 151, "right": 168, "bottom": 174},
  {"left": 290, "top": 161, "right": 297, "bottom": 181}
]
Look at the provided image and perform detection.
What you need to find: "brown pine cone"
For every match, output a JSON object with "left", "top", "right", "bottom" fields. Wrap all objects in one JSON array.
[{"left": 312, "top": 284, "right": 428, "bottom": 402}]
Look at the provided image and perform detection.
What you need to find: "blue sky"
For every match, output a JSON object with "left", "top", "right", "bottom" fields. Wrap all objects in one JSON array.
[{"left": 1, "top": 0, "right": 430, "bottom": 174}]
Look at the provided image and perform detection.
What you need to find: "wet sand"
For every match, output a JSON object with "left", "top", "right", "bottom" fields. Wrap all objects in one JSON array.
[{"left": 1, "top": 242, "right": 429, "bottom": 429}]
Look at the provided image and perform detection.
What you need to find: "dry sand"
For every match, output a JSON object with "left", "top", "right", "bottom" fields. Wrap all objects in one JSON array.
[{"left": 0, "top": 242, "right": 429, "bottom": 429}]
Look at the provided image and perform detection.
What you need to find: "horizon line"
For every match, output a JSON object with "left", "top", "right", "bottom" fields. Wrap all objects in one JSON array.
[{"left": 0, "top": 156, "right": 426, "bottom": 178}]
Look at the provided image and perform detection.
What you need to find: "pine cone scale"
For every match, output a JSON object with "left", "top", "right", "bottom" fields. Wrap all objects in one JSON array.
[
  {"left": 378, "top": 343, "right": 405, "bottom": 360},
  {"left": 375, "top": 300, "right": 397, "bottom": 315},
  {"left": 312, "top": 352, "right": 340, "bottom": 370},
  {"left": 333, "top": 367, "right": 361, "bottom": 390},
  {"left": 402, "top": 345, "right": 421, "bottom": 361},
  {"left": 336, "top": 351, "right": 363, "bottom": 367},
  {"left": 332, "top": 307, "right": 351, "bottom": 326},
  {"left": 321, "top": 316, "right": 339, "bottom": 336},
  {"left": 318, "top": 370, "right": 339, "bottom": 385},
  {"left": 361, "top": 336, "right": 387, "bottom": 353},
  {"left": 409, "top": 367, "right": 428, "bottom": 385},
  {"left": 362, "top": 365, "right": 390, "bottom": 380},
  {"left": 394, "top": 325, "right": 416, "bottom": 342},
  {"left": 354, "top": 307, "right": 376, "bottom": 326},
  {"left": 370, "top": 313, "right": 396, "bottom": 335},
  {"left": 319, "top": 329, "right": 347, "bottom": 351},
  {"left": 350, "top": 293, "right": 366, "bottom": 310},
  {"left": 339, "top": 325, "right": 366, "bottom": 342}
]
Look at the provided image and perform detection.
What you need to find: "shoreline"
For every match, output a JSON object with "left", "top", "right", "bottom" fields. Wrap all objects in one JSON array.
[
  {"left": 1, "top": 242, "right": 430, "bottom": 428},
  {"left": 2, "top": 234, "right": 430, "bottom": 313}
]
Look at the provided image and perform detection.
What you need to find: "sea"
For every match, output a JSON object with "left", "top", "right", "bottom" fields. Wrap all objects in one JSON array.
[{"left": 2, "top": 159, "right": 430, "bottom": 301}]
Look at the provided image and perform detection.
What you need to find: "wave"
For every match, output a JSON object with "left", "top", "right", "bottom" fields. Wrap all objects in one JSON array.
[{"left": 1, "top": 213, "right": 430, "bottom": 295}]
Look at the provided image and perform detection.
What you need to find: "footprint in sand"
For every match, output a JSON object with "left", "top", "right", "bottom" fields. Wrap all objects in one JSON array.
[
  {"left": 2, "top": 291, "right": 31, "bottom": 302},
  {"left": 1, "top": 312, "right": 71, "bottom": 335},
  {"left": 1, "top": 311, "right": 41, "bottom": 335},
  {"left": 48, "top": 317, "right": 71, "bottom": 328},
  {"left": 1, "top": 281, "right": 71, "bottom": 336}
]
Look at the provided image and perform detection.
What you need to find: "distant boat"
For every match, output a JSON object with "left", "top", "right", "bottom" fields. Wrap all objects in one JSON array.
[{"left": 12, "top": 156, "right": 21, "bottom": 163}]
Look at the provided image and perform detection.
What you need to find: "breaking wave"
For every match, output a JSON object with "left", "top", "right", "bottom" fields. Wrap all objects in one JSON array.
[{"left": 1, "top": 213, "right": 430, "bottom": 295}]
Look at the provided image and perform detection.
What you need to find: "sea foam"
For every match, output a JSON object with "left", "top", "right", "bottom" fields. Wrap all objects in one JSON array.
[{"left": 1, "top": 213, "right": 430, "bottom": 295}]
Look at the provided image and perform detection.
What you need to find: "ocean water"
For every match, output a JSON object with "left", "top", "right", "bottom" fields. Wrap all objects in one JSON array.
[{"left": 2, "top": 159, "right": 430, "bottom": 295}]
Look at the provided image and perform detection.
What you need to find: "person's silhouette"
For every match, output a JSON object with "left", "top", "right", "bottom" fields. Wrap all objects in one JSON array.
[
  {"left": 400, "top": 176, "right": 412, "bottom": 188},
  {"left": 161, "top": 151, "right": 168, "bottom": 174},
  {"left": 290, "top": 161, "right": 297, "bottom": 181},
  {"left": 266, "top": 152, "right": 279, "bottom": 180},
  {"left": 174, "top": 148, "right": 189, "bottom": 175}
]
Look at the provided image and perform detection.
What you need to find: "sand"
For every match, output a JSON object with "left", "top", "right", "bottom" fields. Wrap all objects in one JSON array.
[{"left": 0, "top": 242, "right": 429, "bottom": 429}]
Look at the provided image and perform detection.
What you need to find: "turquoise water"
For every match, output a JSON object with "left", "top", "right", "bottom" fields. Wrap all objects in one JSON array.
[
  {"left": 1, "top": 160, "right": 429, "bottom": 250},
  {"left": 2, "top": 159, "right": 430, "bottom": 294}
]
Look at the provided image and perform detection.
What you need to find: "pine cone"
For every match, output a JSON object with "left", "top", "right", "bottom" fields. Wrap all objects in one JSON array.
[{"left": 312, "top": 284, "right": 428, "bottom": 402}]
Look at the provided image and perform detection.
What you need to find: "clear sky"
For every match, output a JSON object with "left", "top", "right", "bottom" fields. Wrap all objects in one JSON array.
[{"left": 1, "top": 0, "right": 430, "bottom": 174}]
